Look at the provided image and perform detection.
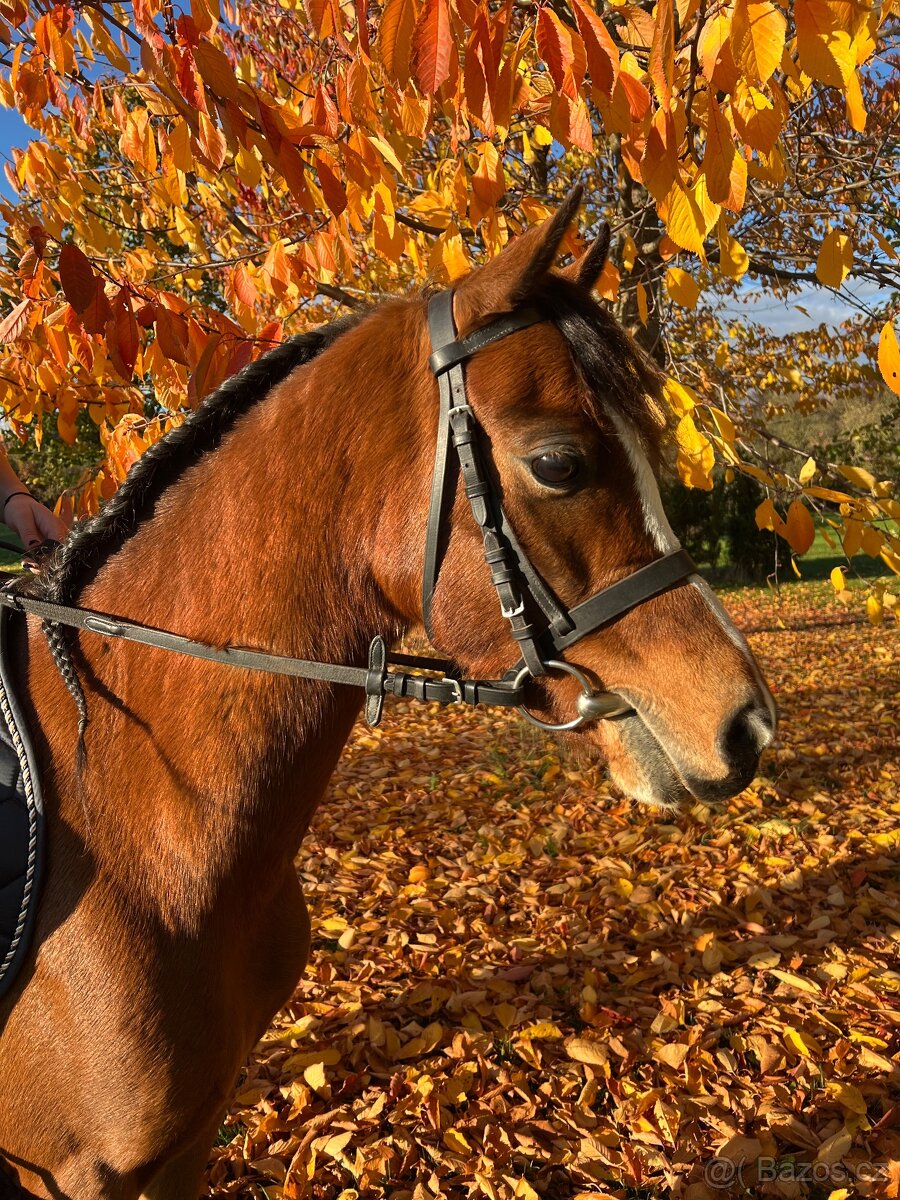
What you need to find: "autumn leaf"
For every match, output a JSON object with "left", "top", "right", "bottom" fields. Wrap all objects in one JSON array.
[
  {"left": 877, "top": 320, "right": 900, "bottom": 396},
  {"left": 411, "top": 0, "right": 451, "bottom": 95},
  {"left": 107, "top": 288, "right": 140, "bottom": 380},
  {"left": 730, "top": 0, "right": 785, "bottom": 85},
  {"left": 0, "top": 298, "right": 31, "bottom": 343},
  {"left": 815, "top": 229, "right": 853, "bottom": 288},
  {"left": 665, "top": 266, "right": 700, "bottom": 309},
  {"left": 197, "top": 112, "right": 227, "bottom": 170},
  {"left": 785, "top": 498, "right": 816, "bottom": 555},
  {"left": 58, "top": 244, "right": 99, "bottom": 313}
]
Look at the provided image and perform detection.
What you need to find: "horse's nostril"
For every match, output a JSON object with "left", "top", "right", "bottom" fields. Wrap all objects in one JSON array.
[{"left": 720, "top": 703, "right": 774, "bottom": 773}]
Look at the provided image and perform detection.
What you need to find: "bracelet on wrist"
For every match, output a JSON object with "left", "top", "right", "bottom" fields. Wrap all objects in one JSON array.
[{"left": 2, "top": 491, "right": 34, "bottom": 516}]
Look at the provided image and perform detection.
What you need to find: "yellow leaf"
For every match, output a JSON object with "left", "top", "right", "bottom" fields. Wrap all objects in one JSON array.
[
  {"left": 717, "top": 224, "right": 749, "bottom": 279},
  {"left": 303, "top": 1061, "right": 328, "bottom": 1092},
  {"left": 665, "top": 266, "right": 700, "bottom": 308},
  {"left": 442, "top": 1128, "right": 472, "bottom": 1154},
  {"left": 877, "top": 320, "right": 900, "bottom": 397},
  {"left": 665, "top": 182, "right": 706, "bottom": 254},
  {"left": 866, "top": 594, "right": 884, "bottom": 625},
  {"left": 703, "top": 96, "right": 735, "bottom": 204},
  {"left": 636, "top": 280, "right": 648, "bottom": 325},
  {"left": 874, "top": 231, "right": 899, "bottom": 261},
  {"left": 799, "top": 456, "right": 817, "bottom": 484},
  {"left": 755, "top": 497, "right": 783, "bottom": 533},
  {"left": 815, "top": 229, "right": 853, "bottom": 288},
  {"left": 783, "top": 1025, "right": 822, "bottom": 1058},
  {"left": 845, "top": 67, "right": 866, "bottom": 131},
  {"left": 770, "top": 969, "right": 822, "bottom": 995},
  {"left": 816, "top": 1128, "right": 852, "bottom": 1166},
  {"left": 707, "top": 406, "right": 736, "bottom": 445},
  {"left": 731, "top": 0, "right": 785, "bottom": 84},
  {"left": 663, "top": 377, "right": 698, "bottom": 414},
  {"left": 622, "top": 233, "right": 638, "bottom": 271},
  {"left": 675, "top": 413, "right": 707, "bottom": 456},
  {"left": 837, "top": 464, "right": 876, "bottom": 492},
  {"left": 785, "top": 498, "right": 815, "bottom": 554},
  {"left": 514, "top": 1181, "right": 540, "bottom": 1200},
  {"left": 565, "top": 1036, "right": 608, "bottom": 1065},
  {"left": 494, "top": 1001, "right": 517, "bottom": 1028},
  {"left": 831, "top": 567, "right": 846, "bottom": 591},
  {"left": 655, "top": 1042, "right": 689, "bottom": 1069},
  {"left": 795, "top": 0, "right": 854, "bottom": 87},
  {"left": 518, "top": 1021, "right": 564, "bottom": 1040},
  {"left": 825, "top": 1081, "right": 868, "bottom": 1115}
]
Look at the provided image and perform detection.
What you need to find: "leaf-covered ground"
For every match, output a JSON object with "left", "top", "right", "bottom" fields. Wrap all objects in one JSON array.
[{"left": 206, "top": 583, "right": 899, "bottom": 1200}]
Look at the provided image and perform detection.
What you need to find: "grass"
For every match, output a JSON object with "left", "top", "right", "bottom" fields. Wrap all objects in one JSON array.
[{"left": 708, "top": 528, "right": 890, "bottom": 588}]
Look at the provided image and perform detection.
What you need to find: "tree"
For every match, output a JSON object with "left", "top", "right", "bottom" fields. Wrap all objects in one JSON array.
[{"left": 0, "top": 0, "right": 896, "bottom": 619}]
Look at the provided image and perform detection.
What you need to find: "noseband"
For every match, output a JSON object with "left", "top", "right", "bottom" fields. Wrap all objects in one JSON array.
[{"left": 0, "top": 290, "right": 695, "bottom": 730}]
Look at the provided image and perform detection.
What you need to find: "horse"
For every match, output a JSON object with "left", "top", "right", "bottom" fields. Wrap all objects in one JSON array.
[{"left": 0, "top": 189, "right": 774, "bottom": 1198}]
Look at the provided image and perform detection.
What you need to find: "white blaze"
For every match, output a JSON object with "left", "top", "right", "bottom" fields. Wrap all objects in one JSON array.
[{"left": 607, "top": 409, "right": 777, "bottom": 737}]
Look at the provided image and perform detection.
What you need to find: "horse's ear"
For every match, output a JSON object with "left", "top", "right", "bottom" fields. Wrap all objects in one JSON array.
[
  {"left": 560, "top": 223, "right": 612, "bottom": 292},
  {"left": 453, "top": 186, "right": 583, "bottom": 330}
]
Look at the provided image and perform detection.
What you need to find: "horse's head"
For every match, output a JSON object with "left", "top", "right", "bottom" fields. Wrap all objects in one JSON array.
[{"left": 415, "top": 190, "right": 775, "bottom": 809}]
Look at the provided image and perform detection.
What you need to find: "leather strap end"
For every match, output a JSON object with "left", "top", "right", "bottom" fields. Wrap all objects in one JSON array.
[{"left": 364, "top": 635, "right": 387, "bottom": 727}]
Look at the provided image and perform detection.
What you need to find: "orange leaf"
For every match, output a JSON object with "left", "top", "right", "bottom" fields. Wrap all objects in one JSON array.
[
  {"left": 156, "top": 307, "right": 190, "bottom": 366},
  {"left": 536, "top": 8, "right": 575, "bottom": 95},
  {"left": 58, "top": 243, "right": 98, "bottom": 313},
  {"left": 785, "top": 498, "right": 815, "bottom": 555},
  {"left": 412, "top": 0, "right": 452, "bottom": 94},
  {"left": 730, "top": 0, "right": 786, "bottom": 85},
  {"left": 231, "top": 263, "right": 259, "bottom": 309},
  {"left": 316, "top": 155, "right": 348, "bottom": 216},
  {"left": 108, "top": 289, "right": 139, "bottom": 380},
  {"left": 703, "top": 96, "right": 735, "bottom": 205},
  {"left": 197, "top": 111, "right": 227, "bottom": 170},
  {"left": 570, "top": 0, "right": 618, "bottom": 97},
  {"left": 378, "top": 0, "right": 416, "bottom": 85},
  {"left": 649, "top": 0, "right": 674, "bottom": 107},
  {"left": 193, "top": 39, "right": 244, "bottom": 104},
  {"left": 0, "top": 298, "right": 31, "bottom": 344},
  {"left": 81, "top": 277, "right": 113, "bottom": 336},
  {"left": 877, "top": 320, "right": 900, "bottom": 397}
]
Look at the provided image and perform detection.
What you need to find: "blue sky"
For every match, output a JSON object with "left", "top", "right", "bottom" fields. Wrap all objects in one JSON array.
[{"left": 0, "top": 102, "right": 886, "bottom": 335}]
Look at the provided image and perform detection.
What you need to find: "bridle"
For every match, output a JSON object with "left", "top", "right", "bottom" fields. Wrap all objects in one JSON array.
[{"left": 0, "top": 289, "right": 696, "bottom": 731}]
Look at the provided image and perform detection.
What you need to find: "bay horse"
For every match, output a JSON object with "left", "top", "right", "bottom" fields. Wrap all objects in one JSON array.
[{"left": 0, "top": 190, "right": 774, "bottom": 1198}]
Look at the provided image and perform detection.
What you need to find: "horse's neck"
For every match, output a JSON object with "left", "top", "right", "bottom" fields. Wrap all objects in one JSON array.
[{"left": 36, "top": 305, "right": 428, "bottom": 922}]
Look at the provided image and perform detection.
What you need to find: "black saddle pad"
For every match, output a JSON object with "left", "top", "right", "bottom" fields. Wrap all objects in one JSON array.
[{"left": 0, "top": 604, "right": 44, "bottom": 1002}]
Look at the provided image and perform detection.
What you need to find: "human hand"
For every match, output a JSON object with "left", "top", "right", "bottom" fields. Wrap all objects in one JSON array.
[{"left": 3, "top": 492, "right": 69, "bottom": 551}]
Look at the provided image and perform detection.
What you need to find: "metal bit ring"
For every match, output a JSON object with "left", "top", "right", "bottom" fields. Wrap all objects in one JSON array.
[{"left": 513, "top": 660, "right": 631, "bottom": 732}]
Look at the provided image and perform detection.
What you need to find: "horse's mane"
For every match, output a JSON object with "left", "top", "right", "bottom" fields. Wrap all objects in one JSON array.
[{"left": 41, "top": 311, "right": 365, "bottom": 605}]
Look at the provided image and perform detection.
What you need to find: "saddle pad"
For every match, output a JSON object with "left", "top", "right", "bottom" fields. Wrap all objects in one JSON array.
[{"left": 0, "top": 604, "right": 44, "bottom": 1003}]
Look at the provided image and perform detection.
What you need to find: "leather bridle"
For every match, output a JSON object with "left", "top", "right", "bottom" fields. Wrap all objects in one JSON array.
[{"left": 0, "top": 289, "right": 696, "bottom": 731}]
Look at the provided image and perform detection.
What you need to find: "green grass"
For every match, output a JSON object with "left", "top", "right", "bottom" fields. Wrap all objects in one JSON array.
[{"left": 707, "top": 528, "right": 890, "bottom": 588}]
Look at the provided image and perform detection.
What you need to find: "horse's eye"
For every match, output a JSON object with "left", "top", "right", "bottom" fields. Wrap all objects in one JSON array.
[{"left": 531, "top": 451, "right": 580, "bottom": 486}]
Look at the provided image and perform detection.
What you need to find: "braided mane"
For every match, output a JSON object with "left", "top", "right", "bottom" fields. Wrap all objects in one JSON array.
[{"left": 41, "top": 312, "right": 365, "bottom": 606}]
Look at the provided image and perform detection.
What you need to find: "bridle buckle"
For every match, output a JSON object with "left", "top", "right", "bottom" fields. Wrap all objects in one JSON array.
[{"left": 501, "top": 599, "right": 525, "bottom": 619}]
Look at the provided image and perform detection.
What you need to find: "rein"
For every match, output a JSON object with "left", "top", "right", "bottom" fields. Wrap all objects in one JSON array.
[{"left": 0, "top": 290, "right": 696, "bottom": 730}]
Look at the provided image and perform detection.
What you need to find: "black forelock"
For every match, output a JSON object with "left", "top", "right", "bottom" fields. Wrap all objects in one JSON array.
[{"left": 535, "top": 274, "right": 666, "bottom": 449}]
